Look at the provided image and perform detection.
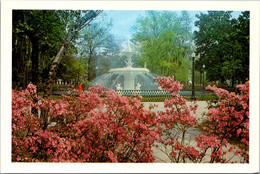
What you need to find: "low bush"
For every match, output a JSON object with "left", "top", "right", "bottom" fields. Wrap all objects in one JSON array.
[{"left": 12, "top": 84, "right": 157, "bottom": 162}]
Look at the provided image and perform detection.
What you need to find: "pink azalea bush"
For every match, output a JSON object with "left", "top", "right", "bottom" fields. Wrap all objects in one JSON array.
[
  {"left": 12, "top": 84, "right": 158, "bottom": 162},
  {"left": 155, "top": 76, "right": 201, "bottom": 163},
  {"left": 12, "top": 77, "right": 249, "bottom": 163},
  {"left": 155, "top": 76, "right": 249, "bottom": 163},
  {"left": 195, "top": 81, "right": 249, "bottom": 163}
]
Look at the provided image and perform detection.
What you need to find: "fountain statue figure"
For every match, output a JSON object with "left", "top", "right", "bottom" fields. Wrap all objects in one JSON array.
[
  {"left": 91, "top": 40, "right": 159, "bottom": 90},
  {"left": 136, "top": 83, "right": 141, "bottom": 90},
  {"left": 115, "top": 83, "right": 122, "bottom": 90}
]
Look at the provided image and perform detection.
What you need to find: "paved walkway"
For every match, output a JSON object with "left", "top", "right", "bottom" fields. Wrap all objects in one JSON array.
[
  {"left": 142, "top": 101, "right": 243, "bottom": 163},
  {"left": 143, "top": 101, "right": 208, "bottom": 123}
]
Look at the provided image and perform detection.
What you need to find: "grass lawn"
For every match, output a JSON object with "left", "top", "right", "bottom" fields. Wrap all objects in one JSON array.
[{"left": 141, "top": 94, "right": 217, "bottom": 102}]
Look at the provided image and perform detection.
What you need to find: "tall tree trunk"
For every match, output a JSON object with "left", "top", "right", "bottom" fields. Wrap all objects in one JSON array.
[
  {"left": 31, "top": 39, "right": 39, "bottom": 87},
  {"left": 26, "top": 28, "right": 40, "bottom": 88},
  {"left": 43, "top": 45, "right": 65, "bottom": 98},
  {"left": 12, "top": 36, "right": 18, "bottom": 88},
  {"left": 200, "top": 72, "right": 202, "bottom": 87},
  {"left": 87, "top": 49, "right": 93, "bottom": 82},
  {"left": 231, "top": 76, "right": 235, "bottom": 88}
]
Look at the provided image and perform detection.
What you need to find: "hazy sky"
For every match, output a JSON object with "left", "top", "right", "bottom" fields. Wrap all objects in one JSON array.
[{"left": 104, "top": 10, "right": 242, "bottom": 41}]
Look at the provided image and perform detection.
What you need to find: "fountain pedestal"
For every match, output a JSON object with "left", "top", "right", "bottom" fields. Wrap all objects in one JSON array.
[{"left": 123, "top": 72, "right": 135, "bottom": 90}]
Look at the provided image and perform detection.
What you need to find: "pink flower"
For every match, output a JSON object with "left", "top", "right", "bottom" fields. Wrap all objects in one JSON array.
[
  {"left": 237, "top": 128, "right": 242, "bottom": 135},
  {"left": 108, "top": 150, "right": 118, "bottom": 162},
  {"left": 27, "top": 83, "right": 37, "bottom": 93},
  {"left": 170, "top": 151, "right": 177, "bottom": 157}
]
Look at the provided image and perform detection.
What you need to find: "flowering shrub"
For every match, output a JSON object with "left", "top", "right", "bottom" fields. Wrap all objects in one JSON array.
[
  {"left": 12, "top": 84, "right": 158, "bottom": 162},
  {"left": 195, "top": 81, "right": 249, "bottom": 163},
  {"left": 155, "top": 76, "right": 249, "bottom": 163},
  {"left": 155, "top": 76, "right": 200, "bottom": 163},
  {"left": 12, "top": 78, "right": 249, "bottom": 163}
]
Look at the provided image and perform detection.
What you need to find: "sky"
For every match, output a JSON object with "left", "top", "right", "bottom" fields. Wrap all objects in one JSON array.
[
  {"left": 104, "top": 10, "right": 146, "bottom": 40},
  {"left": 103, "top": 10, "right": 242, "bottom": 41}
]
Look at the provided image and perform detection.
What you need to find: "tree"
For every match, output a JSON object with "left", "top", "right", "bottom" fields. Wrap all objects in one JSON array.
[
  {"left": 43, "top": 10, "right": 101, "bottom": 98},
  {"left": 12, "top": 10, "right": 98, "bottom": 90},
  {"left": 57, "top": 53, "right": 86, "bottom": 85},
  {"left": 194, "top": 11, "right": 249, "bottom": 86},
  {"left": 101, "top": 34, "right": 122, "bottom": 69},
  {"left": 12, "top": 10, "right": 66, "bottom": 88},
  {"left": 224, "top": 11, "right": 249, "bottom": 85},
  {"left": 132, "top": 11, "right": 193, "bottom": 81},
  {"left": 194, "top": 11, "right": 232, "bottom": 83},
  {"left": 77, "top": 16, "right": 112, "bottom": 82}
]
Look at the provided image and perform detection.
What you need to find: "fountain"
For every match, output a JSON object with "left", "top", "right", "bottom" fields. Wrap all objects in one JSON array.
[{"left": 91, "top": 41, "right": 160, "bottom": 90}]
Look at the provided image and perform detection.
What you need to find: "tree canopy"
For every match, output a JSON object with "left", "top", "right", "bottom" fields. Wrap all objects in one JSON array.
[
  {"left": 132, "top": 11, "right": 194, "bottom": 82},
  {"left": 12, "top": 10, "right": 67, "bottom": 88},
  {"left": 77, "top": 16, "right": 113, "bottom": 82},
  {"left": 12, "top": 10, "right": 103, "bottom": 92},
  {"left": 194, "top": 11, "right": 249, "bottom": 87}
]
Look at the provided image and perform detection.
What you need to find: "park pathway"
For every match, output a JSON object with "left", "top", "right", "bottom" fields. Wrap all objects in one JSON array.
[{"left": 143, "top": 101, "right": 208, "bottom": 122}]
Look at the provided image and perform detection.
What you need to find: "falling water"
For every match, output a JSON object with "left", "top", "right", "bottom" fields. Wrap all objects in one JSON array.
[{"left": 91, "top": 40, "right": 160, "bottom": 90}]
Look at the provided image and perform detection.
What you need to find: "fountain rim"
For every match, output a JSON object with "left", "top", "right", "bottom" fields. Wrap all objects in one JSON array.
[{"left": 108, "top": 67, "right": 150, "bottom": 73}]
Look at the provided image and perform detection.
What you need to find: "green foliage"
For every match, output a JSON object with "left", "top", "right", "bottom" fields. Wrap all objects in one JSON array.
[
  {"left": 102, "top": 34, "right": 122, "bottom": 69},
  {"left": 58, "top": 54, "right": 86, "bottom": 82},
  {"left": 132, "top": 11, "right": 193, "bottom": 81},
  {"left": 77, "top": 14, "right": 114, "bottom": 82},
  {"left": 174, "top": 58, "right": 190, "bottom": 82},
  {"left": 12, "top": 10, "right": 86, "bottom": 89},
  {"left": 194, "top": 11, "right": 249, "bottom": 86}
]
